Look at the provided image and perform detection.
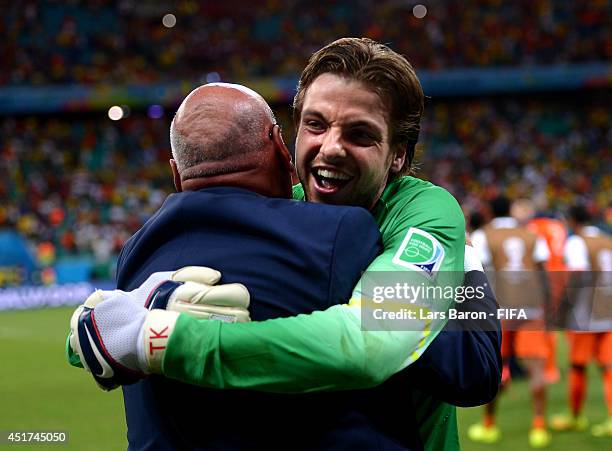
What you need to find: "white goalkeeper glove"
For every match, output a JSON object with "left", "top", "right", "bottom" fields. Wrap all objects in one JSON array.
[
  {"left": 69, "top": 289, "right": 180, "bottom": 391},
  {"left": 67, "top": 266, "right": 251, "bottom": 390}
]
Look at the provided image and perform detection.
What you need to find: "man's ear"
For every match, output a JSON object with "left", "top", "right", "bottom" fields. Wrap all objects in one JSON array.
[
  {"left": 170, "top": 159, "right": 182, "bottom": 192},
  {"left": 271, "top": 124, "right": 296, "bottom": 178},
  {"left": 390, "top": 145, "right": 407, "bottom": 174}
]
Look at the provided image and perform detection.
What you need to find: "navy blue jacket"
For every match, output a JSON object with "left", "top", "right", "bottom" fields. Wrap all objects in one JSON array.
[
  {"left": 117, "top": 187, "right": 395, "bottom": 450},
  {"left": 117, "top": 187, "right": 501, "bottom": 450}
]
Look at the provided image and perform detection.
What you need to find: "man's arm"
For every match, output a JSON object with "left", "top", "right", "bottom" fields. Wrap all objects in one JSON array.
[
  {"left": 160, "top": 186, "right": 466, "bottom": 392},
  {"left": 72, "top": 185, "right": 466, "bottom": 393}
]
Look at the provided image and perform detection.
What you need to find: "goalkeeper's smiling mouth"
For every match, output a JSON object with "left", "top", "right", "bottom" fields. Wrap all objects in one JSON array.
[{"left": 311, "top": 166, "right": 353, "bottom": 194}]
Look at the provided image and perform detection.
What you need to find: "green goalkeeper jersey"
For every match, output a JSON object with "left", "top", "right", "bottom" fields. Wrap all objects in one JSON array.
[{"left": 162, "top": 176, "right": 465, "bottom": 449}]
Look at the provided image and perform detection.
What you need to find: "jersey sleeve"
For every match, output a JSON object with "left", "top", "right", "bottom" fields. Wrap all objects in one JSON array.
[
  {"left": 351, "top": 185, "right": 465, "bottom": 366},
  {"left": 162, "top": 186, "right": 465, "bottom": 393}
]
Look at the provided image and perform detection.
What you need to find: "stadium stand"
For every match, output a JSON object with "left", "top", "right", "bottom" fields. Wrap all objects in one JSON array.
[{"left": 2, "top": 0, "right": 610, "bottom": 85}]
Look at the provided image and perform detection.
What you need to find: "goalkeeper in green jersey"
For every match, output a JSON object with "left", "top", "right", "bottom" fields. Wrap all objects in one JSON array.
[{"left": 69, "top": 38, "right": 490, "bottom": 450}]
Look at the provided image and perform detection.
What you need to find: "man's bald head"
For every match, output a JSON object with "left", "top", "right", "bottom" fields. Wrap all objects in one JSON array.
[
  {"left": 168, "top": 83, "right": 294, "bottom": 199},
  {"left": 170, "top": 83, "right": 276, "bottom": 178}
]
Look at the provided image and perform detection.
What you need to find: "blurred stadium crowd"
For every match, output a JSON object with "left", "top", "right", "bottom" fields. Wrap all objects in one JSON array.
[
  {"left": 0, "top": 116, "right": 169, "bottom": 279},
  {"left": 2, "top": 0, "right": 610, "bottom": 85},
  {"left": 0, "top": 0, "right": 610, "bottom": 282},
  {"left": 2, "top": 98, "right": 609, "bottom": 279},
  {"left": 420, "top": 98, "right": 611, "bottom": 217}
]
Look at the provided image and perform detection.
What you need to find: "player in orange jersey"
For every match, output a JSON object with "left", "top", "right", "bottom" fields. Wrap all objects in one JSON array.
[
  {"left": 513, "top": 198, "right": 569, "bottom": 384},
  {"left": 550, "top": 205, "right": 612, "bottom": 437},
  {"left": 469, "top": 196, "right": 552, "bottom": 448}
]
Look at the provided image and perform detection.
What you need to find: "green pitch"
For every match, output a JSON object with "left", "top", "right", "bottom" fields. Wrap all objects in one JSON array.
[
  {"left": 0, "top": 307, "right": 125, "bottom": 450},
  {"left": 0, "top": 307, "right": 609, "bottom": 450},
  {"left": 459, "top": 337, "right": 609, "bottom": 451}
]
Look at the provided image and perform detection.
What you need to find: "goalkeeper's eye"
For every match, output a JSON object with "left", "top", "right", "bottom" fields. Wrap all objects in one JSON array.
[
  {"left": 346, "top": 128, "right": 377, "bottom": 147},
  {"left": 303, "top": 117, "right": 326, "bottom": 133}
]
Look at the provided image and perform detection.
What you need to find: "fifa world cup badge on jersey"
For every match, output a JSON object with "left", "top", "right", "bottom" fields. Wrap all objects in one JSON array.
[{"left": 392, "top": 227, "right": 445, "bottom": 279}]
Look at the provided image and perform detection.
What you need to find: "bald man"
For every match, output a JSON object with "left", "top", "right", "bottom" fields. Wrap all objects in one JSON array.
[{"left": 116, "top": 83, "right": 383, "bottom": 450}]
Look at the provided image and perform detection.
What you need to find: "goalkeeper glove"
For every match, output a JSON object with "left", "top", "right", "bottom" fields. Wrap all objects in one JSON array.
[
  {"left": 142, "top": 266, "right": 250, "bottom": 322},
  {"left": 70, "top": 289, "right": 188, "bottom": 391},
  {"left": 67, "top": 266, "right": 251, "bottom": 389},
  {"left": 69, "top": 289, "right": 176, "bottom": 390}
]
